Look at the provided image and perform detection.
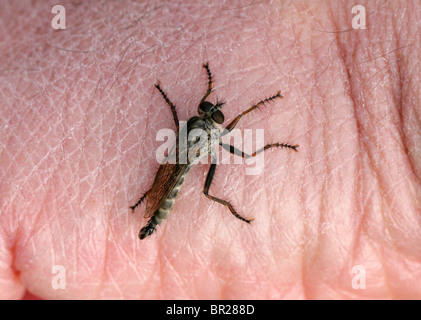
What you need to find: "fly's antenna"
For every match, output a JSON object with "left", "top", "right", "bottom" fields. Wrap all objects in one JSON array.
[{"left": 215, "top": 98, "right": 225, "bottom": 109}]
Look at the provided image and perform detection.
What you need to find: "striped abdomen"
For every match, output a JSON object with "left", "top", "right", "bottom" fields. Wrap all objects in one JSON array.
[{"left": 139, "top": 166, "right": 190, "bottom": 239}]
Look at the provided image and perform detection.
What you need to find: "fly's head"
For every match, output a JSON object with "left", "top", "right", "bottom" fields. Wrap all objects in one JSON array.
[{"left": 198, "top": 100, "right": 225, "bottom": 124}]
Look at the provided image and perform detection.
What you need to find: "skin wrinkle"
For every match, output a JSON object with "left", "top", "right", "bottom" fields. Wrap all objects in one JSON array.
[
  {"left": 299, "top": 99, "right": 310, "bottom": 299},
  {"left": 351, "top": 145, "right": 367, "bottom": 263},
  {"left": 107, "top": 223, "right": 138, "bottom": 299},
  {"left": 302, "top": 17, "right": 332, "bottom": 296},
  {"left": 379, "top": 62, "right": 418, "bottom": 249},
  {"left": 325, "top": 11, "right": 367, "bottom": 298},
  {"left": 330, "top": 0, "right": 418, "bottom": 282},
  {"left": 96, "top": 208, "right": 111, "bottom": 299},
  {"left": 160, "top": 247, "right": 184, "bottom": 299},
  {"left": 395, "top": 45, "right": 420, "bottom": 180},
  {"left": 359, "top": 128, "right": 391, "bottom": 297}
]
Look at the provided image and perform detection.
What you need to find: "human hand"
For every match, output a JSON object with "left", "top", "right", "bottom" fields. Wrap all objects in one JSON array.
[{"left": 1, "top": 0, "right": 420, "bottom": 299}]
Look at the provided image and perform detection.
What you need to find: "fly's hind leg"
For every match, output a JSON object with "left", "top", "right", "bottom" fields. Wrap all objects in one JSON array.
[
  {"left": 155, "top": 81, "right": 179, "bottom": 131},
  {"left": 130, "top": 189, "right": 150, "bottom": 213},
  {"left": 203, "top": 163, "right": 253, "bottom": 224}
]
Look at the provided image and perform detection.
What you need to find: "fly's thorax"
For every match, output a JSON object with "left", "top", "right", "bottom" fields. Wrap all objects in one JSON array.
[
  {"left": 162, "top": 117, "right": 222, "bottom": 166},
  {"left": 183, "top": 116, "right": 223, "bottom": 164}
]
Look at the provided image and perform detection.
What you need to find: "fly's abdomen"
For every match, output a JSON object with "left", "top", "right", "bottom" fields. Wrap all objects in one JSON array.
[{"left": 139, "top": 168, "right": 189, "bottom": 239}]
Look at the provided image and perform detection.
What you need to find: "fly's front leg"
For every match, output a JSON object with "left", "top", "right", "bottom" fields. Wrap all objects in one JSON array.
[
  {"left": 155, "top": 81, "right": 179, "bottom": 131},
  {"left": 200, "top": 62, "right": 214, "bottom": 104},
  {"left": 130, "top": 189, "right": 150, "bottom": 213},
  {"left": 220, "top": 142, "right": 299, "bottom": 158},
  {"left": 224, "top": 91, "right": 283, "bottom": 133},
  {"left": 203, "top": 154, "right": 253, "bottom": 223}
]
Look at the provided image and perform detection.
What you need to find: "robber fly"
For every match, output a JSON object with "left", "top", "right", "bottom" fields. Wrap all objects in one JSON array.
[{"left": 130, "top": 63, "right": 299, "bottom": 239}]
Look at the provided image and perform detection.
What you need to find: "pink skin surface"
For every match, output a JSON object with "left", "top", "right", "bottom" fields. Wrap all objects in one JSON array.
[{"left": 0, "top": 0, "right": 420, "bottom": 299}]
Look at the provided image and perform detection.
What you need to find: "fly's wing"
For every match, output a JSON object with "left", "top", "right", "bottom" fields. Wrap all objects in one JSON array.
[
  {"left": 144, "top": 118, "right": 197, "bottom": 218},
  {"left": 144, "top": 128, "right": 191, "bottom": 218},
  {"left": 144, "top": 162, "right": 189, "bottom": 218}
]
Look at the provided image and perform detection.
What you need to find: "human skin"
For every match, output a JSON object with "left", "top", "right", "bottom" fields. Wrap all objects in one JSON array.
[{"left": 0, "top": 0, "right": 420, "bottom": 299}]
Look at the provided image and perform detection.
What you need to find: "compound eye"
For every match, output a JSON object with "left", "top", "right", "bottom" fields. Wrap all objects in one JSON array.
[
  {"left": 199, "top": 101, "right": 213, "bottom": 113},
  {"left": 211, "top": 110, "right": 224, "bottom": 124}
]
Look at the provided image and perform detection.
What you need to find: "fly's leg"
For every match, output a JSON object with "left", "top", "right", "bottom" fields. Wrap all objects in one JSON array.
[
  {"left": 155, "top": 81, "right": 179, "bottom": 131},
  {"left": 200, "top": 62, "right": 214, "bottom": 104},
  {"left": 220, "top": 142, "right": 299, "bottom": 157},
  {"left": 130, "top": 190, "right": 150, "bottom": 213},
  {"left": 203, "top": 163, "right": 253, "bottom": 223},
  {"left": 224, "top": 91, "right": 283, "bottom": 133}
]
